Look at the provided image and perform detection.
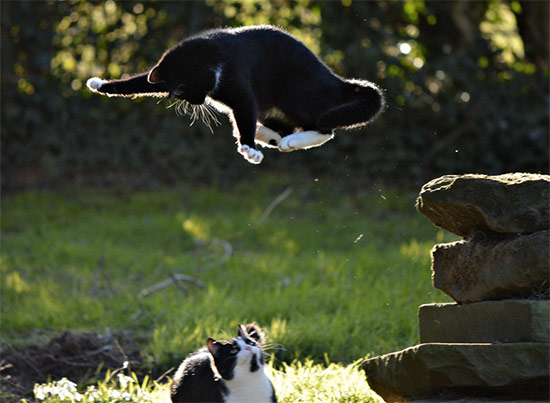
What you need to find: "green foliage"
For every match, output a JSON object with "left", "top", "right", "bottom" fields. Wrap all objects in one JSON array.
[{"left": 1, "top": 1, "right": 548, "bottom": 190}]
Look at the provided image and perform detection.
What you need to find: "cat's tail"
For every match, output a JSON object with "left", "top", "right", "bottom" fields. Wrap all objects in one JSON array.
[
  {"left": 315, "top": 80, "right": 385, "bottom": 131},
  {"left": 86, "top": 72, "right": 169, "bottom": 98}
]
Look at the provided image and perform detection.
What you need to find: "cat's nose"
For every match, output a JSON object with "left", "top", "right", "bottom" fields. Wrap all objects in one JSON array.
[{"left": 245, "top": 345, "right": 252, "bottom": 352}]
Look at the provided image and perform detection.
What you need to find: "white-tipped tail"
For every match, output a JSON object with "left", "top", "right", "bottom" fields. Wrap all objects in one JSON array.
[{"left": 86, "top": 77, "right": 106, "bottom": 92}]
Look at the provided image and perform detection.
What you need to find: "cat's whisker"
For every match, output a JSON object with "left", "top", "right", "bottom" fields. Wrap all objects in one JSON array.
[
  {"left": 166, "top": 99, "right": 179, "bottom": 109},
  {"left": 168, "top": 98, "right": 218, "bottom": 130},
  {"left": 203, "top": 103, "right": 221, "bottom": 127},
  {"left": 189, "top": 105, "right": 199, "bottom": 126},
  {"left": 203, "top": 106, "right": 217, "bottom": 133}
]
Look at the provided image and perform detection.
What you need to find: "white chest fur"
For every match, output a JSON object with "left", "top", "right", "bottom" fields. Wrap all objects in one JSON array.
[{"left": 223, "top": 367, "right": 274, "bottom": 403}]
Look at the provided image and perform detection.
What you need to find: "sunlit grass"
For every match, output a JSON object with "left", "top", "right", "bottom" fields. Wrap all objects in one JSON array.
[
  {"left": 271, "top": 359, "right": 383, "bottom": 403},
  {"left": 30, "top": 369, "right": 169, "bottom": 403},
  {"left": 2, "top": 175, "right": 456, "bottom": 400},
  {"left": 28, "top": 360, "right": 382, "bottom": 403}
]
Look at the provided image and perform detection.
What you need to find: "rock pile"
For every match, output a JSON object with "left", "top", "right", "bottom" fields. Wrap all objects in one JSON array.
[
  {"left": 363, "top": 173, "right": 550, "bottom": 402},
  {"left": 418, "top": 173, "right": 549, "bottom": 303}
]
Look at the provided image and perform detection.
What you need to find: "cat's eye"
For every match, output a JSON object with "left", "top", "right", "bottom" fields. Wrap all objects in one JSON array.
[
  {"left": 230, "top": 347, "right": 239, "bottom": 354},
  {"left": 173, "top": 84, "right": 186, "bottom": 97}
]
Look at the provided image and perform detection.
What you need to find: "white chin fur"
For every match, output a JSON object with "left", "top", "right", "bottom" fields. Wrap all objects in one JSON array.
[{"left": 86, "top": 77, "right": 105, "bottom": 92}]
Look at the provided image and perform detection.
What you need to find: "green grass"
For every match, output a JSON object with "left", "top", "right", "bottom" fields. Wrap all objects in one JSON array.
[
  {"left": 29, "top": 360, "right": 380, "bottom": 403},
  {"left": 1, "top": 175, "right": 455, "bottom": 401}
]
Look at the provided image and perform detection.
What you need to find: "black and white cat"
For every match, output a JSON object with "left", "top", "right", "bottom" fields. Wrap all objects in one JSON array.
[
  {"left": 87, "top": 25, "right": 384, "bottom": 164},
  {"left": 170, "top": 323, "right": 276, "bottom": 403}
]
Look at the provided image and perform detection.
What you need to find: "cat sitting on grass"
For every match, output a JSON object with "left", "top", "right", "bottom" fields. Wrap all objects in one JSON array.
[
  {"left": 87, "top": 25, "right": 384, "bottom": 164},
  {"left": 170, "top": 323, "right": 276, "bottom": 403}
]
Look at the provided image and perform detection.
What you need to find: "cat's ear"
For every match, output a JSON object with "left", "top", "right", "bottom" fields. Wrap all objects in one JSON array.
[
  {"left": 237, "top": 323, "right": 264, "bottom": 344},
  {"left": 245, "top": 323, "right": 264, "bottom": 344},
  {"left": 148, "top": 66, "right": 163, "bottom": 83},
  {"left": 237, "top": 324, "right": 248, "bottom": 338},
  {"left": 207, "top": 338, "right": 222, "bottom": 356}
]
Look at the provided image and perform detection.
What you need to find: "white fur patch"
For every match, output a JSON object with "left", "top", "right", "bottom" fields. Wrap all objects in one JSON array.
[
  {"left": 278, "top": 131, "right": 334, "bottom": 152},
  {"left": 255, "top": 124, "right": 282, "bottom": 148},
  {"left": 86, "top": 77, "right": 105, "bottom": 92},
  {"left": 223, "top": 368, "right": 273, "bottom": 403},
  {"left": 224, "top": 338, "right": 273, "bottom": 403},
  {"left": 239, "top": 145, "right": 264, "bottom": 164}
]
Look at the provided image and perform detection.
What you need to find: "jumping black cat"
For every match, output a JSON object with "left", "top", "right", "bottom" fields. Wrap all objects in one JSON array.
[
  {"left": 170, "top": 323, "right": 276, "bottom": 403},
  {"left": 87, "top": 25, "right": 384, "bottom": 164}
]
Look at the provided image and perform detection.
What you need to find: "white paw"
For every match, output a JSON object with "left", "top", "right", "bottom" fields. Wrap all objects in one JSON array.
[
  {"left": 279, "top": 136, "right": 297, "bottom": 152},
  {"left": 239, "top": 145, "right": 264, "bottom": 164},
  {"left": 86, "top": 77, "right": 105, "bottom": 92},
  {"left": 279, "top": 131, "right": 334, "bottom": 152}
]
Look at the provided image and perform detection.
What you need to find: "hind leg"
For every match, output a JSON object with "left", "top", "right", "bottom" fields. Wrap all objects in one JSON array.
[
  {"left": 278, "top": 131, "right": 334, "bottom": 152},
  {"left": 255, "top": 123, "right": 282, "bottom": 148},
  {"left": 315, "top": 86, "right": 383, "bottom": 131}
]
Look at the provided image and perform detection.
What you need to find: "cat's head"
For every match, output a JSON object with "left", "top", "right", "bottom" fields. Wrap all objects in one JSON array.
[
  {"left": 206, "top": 323, "right": 266, "bottom": 380},
  {"left": 148, "top": 39, "right": 220, "bottom": 105}
]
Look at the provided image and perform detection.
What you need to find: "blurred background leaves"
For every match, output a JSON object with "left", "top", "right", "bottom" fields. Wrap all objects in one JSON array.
[{"left": 1, "top": 0, "right": 548, "bottom": 190}]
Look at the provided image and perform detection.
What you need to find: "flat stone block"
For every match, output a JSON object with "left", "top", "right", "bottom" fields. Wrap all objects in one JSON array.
[
  {"left": 362, "top": 343, "right": 549, "bottom": 402},
  {"left": 419, "top": 300, "right": 550, "bottom": 343},
  {"left": 431, "top": 231, "right": 549, "bottom": 303},
  {"left": 412, "top": 399, "right": 546, "bottom": 402},
  {"left": 416, "top": 173, "right": 549, "bottom": 237}
]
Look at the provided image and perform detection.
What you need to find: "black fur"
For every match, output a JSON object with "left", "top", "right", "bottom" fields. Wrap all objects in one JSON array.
[
  {"left": 170, "top": 347, "right": 229, "bottom": 403},
  {"left": 92, "top": 72, "right": 169, "bottom": 98},
  {"left": 87, "top": 25, "right": 384, "bottom": 162},
  {"left": 170, "top": 323, "right": 276, "bottom": 403}
]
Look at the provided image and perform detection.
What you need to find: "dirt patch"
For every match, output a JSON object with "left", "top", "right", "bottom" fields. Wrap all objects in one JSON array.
[{"left": 1, "top": 330, "right": 145, "bottom": 401}]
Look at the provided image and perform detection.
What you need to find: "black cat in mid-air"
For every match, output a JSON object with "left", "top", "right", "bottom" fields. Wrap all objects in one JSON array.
[
  {"left": 87, "top": 25, "right": 384, "bottom": 164},
  {"left": 170, "top": 323, "right": 276, "bottom": 403}
]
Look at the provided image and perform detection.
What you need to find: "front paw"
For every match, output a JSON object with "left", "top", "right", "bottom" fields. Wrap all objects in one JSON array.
[
  {"left": 86, "top": 77, "right": 106, "bottom": 92},
  {"left": 239, "top": 145, "right": 264, "bottom": 164}
]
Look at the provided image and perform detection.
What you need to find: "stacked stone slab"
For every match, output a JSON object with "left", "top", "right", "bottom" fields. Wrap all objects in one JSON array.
[{"left": 363, "top": 173, "right": 550, "bottom": 402}]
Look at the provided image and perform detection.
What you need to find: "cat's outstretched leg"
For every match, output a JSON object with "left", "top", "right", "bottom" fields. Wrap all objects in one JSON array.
[
  {"left": 232, "top": 101, "right": 264, "bottom": 164},
  {"left": 87, "top": 72, "right": 169, "bottom": 98},
  {"left": 255, "top": 123, "right": 282, "bottom": 148},
  {"left": 278, "top": 131, "right": 334, "bottom": 152}
]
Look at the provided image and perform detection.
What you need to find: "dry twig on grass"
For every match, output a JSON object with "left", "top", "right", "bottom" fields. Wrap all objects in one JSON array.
[
  {"left": 138, "top": 274, "right": 206, "bottom": 298},
  {"left": 227, "top": 187, "right": 293, "bottom": 239},
  {"left": 138, "top": 187, "right": 292, "bottom": 298}
]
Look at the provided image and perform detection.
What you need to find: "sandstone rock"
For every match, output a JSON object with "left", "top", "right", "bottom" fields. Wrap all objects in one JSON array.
[
  {"left": 416, "top": 173, "right": 549, "bottom": 237},
  {"left": 362, "top": 343, "right": 550, "bottom": 402},
  {"left": 430, "top": 230, "right": 549, "bottom": 303},
  {"left": 418, "top": 300, "right": 550, "bottom": 343}
]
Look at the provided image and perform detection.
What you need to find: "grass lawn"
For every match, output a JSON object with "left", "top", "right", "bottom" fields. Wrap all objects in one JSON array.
[{"left": 1, "top": 174, "right": 455, "bottom": 402}]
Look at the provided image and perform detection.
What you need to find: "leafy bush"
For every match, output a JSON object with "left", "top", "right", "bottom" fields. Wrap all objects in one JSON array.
[{"left": 2, "top": 1, "right": 548, "bottom": 190}]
